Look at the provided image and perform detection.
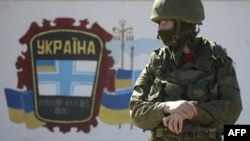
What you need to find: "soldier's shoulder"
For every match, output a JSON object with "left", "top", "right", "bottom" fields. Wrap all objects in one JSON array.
[
  {"left": 211, "top": 43, "right": 228, "bottom": 57},
  {"left": 198, "top": 36, "right": 228, "bottom": 58}
]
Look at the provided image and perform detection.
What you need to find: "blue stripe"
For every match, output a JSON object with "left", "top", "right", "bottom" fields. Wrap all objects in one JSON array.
[
  {"left": 22, "top": 91, "right": 34, "bottom": 113},
  {"left": 115, "top": 88, "right": 133, "bottom": 95},
  {"left": 5, "top": 88, "right": 34, "bottom": 113},
  {"left": 4, "top": 88, "right": 24, "bottom": 109},
  {"left": 116, "top": 69, "right": 132, "bottom": 79},
  {"left": 132, "top": 70, "right": 141, "bottom": 84},
  {"left": 36, "top": 60, "right": 55, "bottom": 66},
  {"left": 101, "top": 91, "right": 131, "bottom": 109}
]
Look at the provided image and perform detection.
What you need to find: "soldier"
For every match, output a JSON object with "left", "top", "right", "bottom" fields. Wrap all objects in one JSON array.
[{"left": 129, "top": 0, "right": 242, "bottom": 141}]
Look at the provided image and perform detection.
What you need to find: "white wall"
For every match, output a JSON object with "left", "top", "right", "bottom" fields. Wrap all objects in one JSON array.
[{"left": 0, "top": 1, "right": 249, "bottom": 141}]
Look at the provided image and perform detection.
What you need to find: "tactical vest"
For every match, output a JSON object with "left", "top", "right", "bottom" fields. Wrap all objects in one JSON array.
[{"left": 147, "top": 40, "right": 226, "bottom": 103}]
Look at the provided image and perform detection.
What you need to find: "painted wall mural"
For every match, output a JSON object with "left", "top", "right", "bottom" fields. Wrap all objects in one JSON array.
[{"left": 4, "top": 17, "right": 162, "bottom": 133}]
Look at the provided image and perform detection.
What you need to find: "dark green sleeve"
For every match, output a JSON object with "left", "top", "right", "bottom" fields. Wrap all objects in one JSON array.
[
  {"left": 130, "top": 85, "right": 166, "bottom": 130},
  {"left": 129, "top": 56, "right": 166, "bottom": 130},
  {"left": 193, "top": 55, "right": 242, "bottom": 128}
]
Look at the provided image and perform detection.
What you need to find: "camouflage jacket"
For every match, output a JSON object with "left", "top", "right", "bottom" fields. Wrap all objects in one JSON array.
[{"left": 129, "top": 36, "right": 242, "bottom": 141}]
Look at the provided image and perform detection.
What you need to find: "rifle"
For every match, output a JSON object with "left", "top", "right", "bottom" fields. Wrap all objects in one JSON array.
[{"left": 178, "top": 126, "right": 224, "bottom": 141}]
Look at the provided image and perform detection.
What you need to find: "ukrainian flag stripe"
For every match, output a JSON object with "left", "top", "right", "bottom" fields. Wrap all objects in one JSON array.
[
  {"left": 99, "top": 105, "right": 133, "bottom": 125},
  {"left": 101, "top": 91, "right": 131, "bottom": 109}
]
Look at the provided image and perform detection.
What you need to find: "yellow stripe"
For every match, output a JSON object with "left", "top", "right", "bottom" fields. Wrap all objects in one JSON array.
[
  {"left": 99, "top": 105, "right": 133, "bottom": 125},
  {"left": 25, "top": 112, "right": 45, "bottom": 129},
  {"left": 8, "top": 108, "right": 25, "bottom": 123},
  {"left": 36, "top": 66, "right": 56, "bottom": 71},
  {"left": 115, "top": 79, "right": 132, "bottom": 89}
]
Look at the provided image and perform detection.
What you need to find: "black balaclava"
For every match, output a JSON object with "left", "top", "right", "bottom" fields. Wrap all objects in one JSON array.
[{"left": 157, "top": 22, "right": 198, "bottom": 65}]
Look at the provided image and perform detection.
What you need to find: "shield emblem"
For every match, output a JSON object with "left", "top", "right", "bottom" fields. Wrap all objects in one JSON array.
[
  {"left": 17, "top": 18, "right": 113, "bottom": 132},
  {"left": 29, "top": 29, "right": 103, "bottom": 123}
]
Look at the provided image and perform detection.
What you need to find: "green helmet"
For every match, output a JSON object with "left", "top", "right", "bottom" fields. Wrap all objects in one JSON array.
[{"left": 150, "top": 0, "right": 205, "bottom": 24}]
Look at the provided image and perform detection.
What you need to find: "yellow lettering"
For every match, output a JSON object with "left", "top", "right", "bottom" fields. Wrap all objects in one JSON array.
[
  {"left": 72, "top": 37, "right": 77, "bottom": 54},
  {"left": 63, "top": 40, "right": 71, "bottom": 54},
  {"left": 45, "top": 40, "right": 53, "bottom": 54},
  {"left": 53, "top": 40, "right": 62, "bottom": 54},
  {"left": 87, "top": 41, "right": 96, "bottom": 55},
  {"left": 35, "top": 36, "right": 98, "bottom": 56},
  {"left": 37, "top": 40, "right": 44, "bottom": 54},
  {"left": 78, "top": 40, "right": 86, "bottom": 54}
]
